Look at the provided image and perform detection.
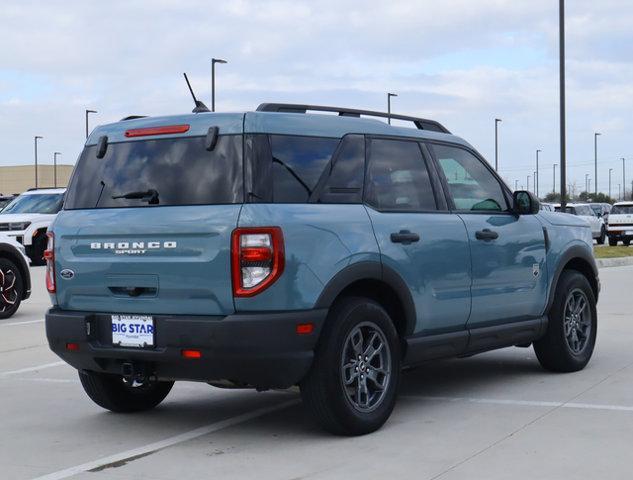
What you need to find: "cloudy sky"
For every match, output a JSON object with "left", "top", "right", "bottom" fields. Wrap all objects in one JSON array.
[{"left": 1, "top": 0, "right": 632, "bottom": 196}]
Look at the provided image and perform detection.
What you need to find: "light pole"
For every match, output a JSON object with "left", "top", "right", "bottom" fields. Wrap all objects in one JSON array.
[
  {"left": 527, "top": 175, "right": 530, "bottom": 192},
  {"left": 618, "top": 184, "right": 621, "bottom": 200},
  {"left": 623, "top": 158, "right": 627, "bottom": 201},
  {"left": 594, "top": 132, "right": 601, "bottom": 193},
  {"left": 559, "top": 0, "right": 567, "bottom": 209},
  {"left": 533, "top": 172, "right": 537, "bottom": 195},
  {"left": 34, "top": 136, "right": 43, "bottom": 188},
  {"left": 53, "top": 152, "right": 61, "bottom": 188},
  {"left": 85, "top": 109, "right": 97, "bottom": 139},
  {"left": 211, "top": 58, "right": 228, "bottom": 112},
  {"left": 387, "top": 93, "right": 398, "bottom": 125},
  {"left": 514, "top": 179, "right": 518, "bottom": 191},
  {"left": 494, "top": 118, "right": 502, "bottom": 171},
  {"left": 553, "top": 163, "right": 558, "bottom": 194},
  {"left": 585, "top": 174, "right": 589, "bottom": 194},
  {"left": 609, "top": 168, "right": 613, "bottom": 199},
  {"left": 536, "top": 149, "right": 541, "bottom": 197}
]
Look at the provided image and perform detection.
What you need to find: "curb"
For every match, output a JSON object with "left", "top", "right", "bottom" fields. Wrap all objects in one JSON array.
[{"left": 595, "top": 256, "right": 633, "bottom": 269}]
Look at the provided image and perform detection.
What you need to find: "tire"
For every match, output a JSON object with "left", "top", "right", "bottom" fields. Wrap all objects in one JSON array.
[
  {"left": 300, "top": 297, "right": 401, "bottom": 436},
  {"left": 78, "top": 370, "right": 174, "bottom": 413},
  {"left": 0, "top": 258, "right": 23, "bottom": 319},
  {"left": 534, "top": 270, "right": 597, "bottom": 372},
  {"left": 597, "top": 227, "right": 606, "bottom": 245},
  {"left": 608, "top": 237, "right": 618, "bottom": 247},
  {"left": 29, "top": 234, "right": 48, "bottom": 266},
  {"left": 624, "top": 239, "right": 631, "bottom": 247}
]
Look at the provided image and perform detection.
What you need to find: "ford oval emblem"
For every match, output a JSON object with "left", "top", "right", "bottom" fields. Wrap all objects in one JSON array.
[{"left": 60, "top": 269, "right": 75, "bottom": 280}]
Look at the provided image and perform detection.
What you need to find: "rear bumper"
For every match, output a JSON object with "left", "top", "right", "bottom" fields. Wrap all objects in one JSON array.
[
  {"left": 46, "top": 308, "right": 327, "bottom": 389},
  {"left": 607, "top": 228, "right": 633, "bottom": 239}
]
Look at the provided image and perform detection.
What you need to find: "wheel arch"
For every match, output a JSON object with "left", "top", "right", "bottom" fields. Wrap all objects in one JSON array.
[
  {"left": 315, "top": 261, "right": 417, "bottom": 338},
  {"left": 546, "top": 245, "right": 599, "bottom": 313}
]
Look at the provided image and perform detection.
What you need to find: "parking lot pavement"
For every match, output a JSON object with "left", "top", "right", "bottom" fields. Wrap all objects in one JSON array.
[{"left": 2, "top": 266, "right": 633, "bottom": 480}]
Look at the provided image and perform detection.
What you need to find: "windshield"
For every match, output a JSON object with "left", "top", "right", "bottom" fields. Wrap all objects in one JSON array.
[
  {"left": 555, "top": 206, "right": 576, "bottom": 214},
  {"left": 611, "top": 205, "right": 633, "bottom": 214},
  {"left": 64, "top": 135, "right": 243, "bottom": 209},
  {"left": 1, "top": 193, "right": 64, "bottom": 214},
  {"left": 590, "top": 205, "right": 602, "bottom": 214}
]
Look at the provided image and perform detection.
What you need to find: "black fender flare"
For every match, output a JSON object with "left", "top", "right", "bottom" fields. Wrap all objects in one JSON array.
[
  {"left": 0, "top": 243, "right": 31, "bottom": 300},
  {"left": 314, "top": 261, "right": 417, "bottom": 336},
  {"left": 545, "top": 244, "right": 599, "bottom": 313}
]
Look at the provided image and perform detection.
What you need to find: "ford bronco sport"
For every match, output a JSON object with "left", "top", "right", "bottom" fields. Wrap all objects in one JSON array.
[{"left": 45, "top": 103, "right": 599, "bottom": 435}]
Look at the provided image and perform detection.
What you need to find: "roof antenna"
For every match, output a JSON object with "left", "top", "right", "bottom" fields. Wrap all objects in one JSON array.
[{"left": 183, "top": 73, "right": 210, "bottom": 113}]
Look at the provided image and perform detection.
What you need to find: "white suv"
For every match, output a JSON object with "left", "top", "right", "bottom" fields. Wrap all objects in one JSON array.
[
  {"left": 607, "top": 201, "right": 633, "bottom": 246},
  {"left": 0, "top": 188, "right": 66, "bottom": 264},
  {"left": 554, "top": 203, "right": 606, "bottom": 244}
]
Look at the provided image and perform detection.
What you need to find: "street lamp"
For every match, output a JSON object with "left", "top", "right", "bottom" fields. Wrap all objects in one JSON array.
[
  {"left": 553, "top": 163, "right": 558, "bottom": 194},
  {"left": 85, "top": 110, "right": 97, "bottom": 139},
  {"left": 494, "top": 118, "right": 502, "bottom": 171},
  {"left": 559, "top": 0, "right": 567, "bottom": 209},
  {"left": 585, "top": 174, "right": 589, "bottom": 194},
  {"left": 53, "top": 152, "right": 61, "bottom": 188},
  {"left": 623, "top": 158, "right": 627, "bottom": 201},
  {"left": 34, "top": 136, "right": 43, "bottom": 188},
  {"left": 536, "top": 149, "right": 541, "bottom": 197},
  {"left": 527, "top": 175, "right": 530, "bottom": 192},
  {"left": 609, "top": 168, "right": 613, "bottom": 199},
  {"left": 211, "top": 58, "right": 228, "bottom": 112},
  {"left": 387, "top": 93, "right": 398, "bottom": 125},
  {"left": 594, "top": 132, "right": 601, "bottom": 193},
  {"left": 618, "top": 184, "right": 621, "bottom": 201},
  {"left": 514, "top": 179, "right": 518, "bottom": 191},
  {"left": 533, "top": 171, "right": 537, "bottom": 195}
]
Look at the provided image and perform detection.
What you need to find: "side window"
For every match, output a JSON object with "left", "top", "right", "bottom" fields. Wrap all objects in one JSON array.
[
  {"left": 319, "top": 134, "right": 365, "bottom": 204},
  {"left": 432, "top": 144, "right": 508, "bottom": 212},
  {"left": 365, "top": 139, "right": 437, "bottom": 212},
  {"left": 270, "top": 135, "right": 339, "bottom": 203}
]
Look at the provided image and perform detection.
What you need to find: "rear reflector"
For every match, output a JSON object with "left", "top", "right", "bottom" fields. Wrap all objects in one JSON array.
[
  {"left": 65, "top": 342, "right": 80, "bottom": 351},
  {"left": 181, "top": 349, "right": 202, "bottom": 359},
  {"left": 124, "top": 124, "right": 190, "bottom": 138},
  {"left": 296, "top": 323, "right": 314, "bottom": 335}
]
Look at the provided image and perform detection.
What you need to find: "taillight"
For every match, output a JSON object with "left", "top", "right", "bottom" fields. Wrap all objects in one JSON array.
[
  {"left": 44, "top": 232, "right": 55, "bottom": 293},
  {"left": 231, "top": 227, "right": 284, "bottom": 297}
]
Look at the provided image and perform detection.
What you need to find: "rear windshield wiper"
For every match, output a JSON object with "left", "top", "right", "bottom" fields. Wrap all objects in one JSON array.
[{"left": 112, "top": 189, "right": 159, "bottom": 205}]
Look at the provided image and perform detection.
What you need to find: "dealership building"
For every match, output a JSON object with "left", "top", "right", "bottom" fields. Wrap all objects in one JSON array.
[{"left": 0, "top": 165, "right": 74, "bottom": 195}]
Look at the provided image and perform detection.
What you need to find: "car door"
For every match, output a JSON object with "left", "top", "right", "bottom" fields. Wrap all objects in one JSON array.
[
  {"left": 364, "top": 137, "right": 472, "bottom": 336},
  {"left": 429, "top": 142, "right": 548, "bottom": 328}
]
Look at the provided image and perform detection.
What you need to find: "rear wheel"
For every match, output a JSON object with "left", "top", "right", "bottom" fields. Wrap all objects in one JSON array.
[
  {"left": 78, "top": 370, "right": 174, "bottom": 412},
  {"left": 624, "top": 239, "right": 632, "bottom": 246},
  {"left": 0, "top": 258, "right": 23, "bottom": 319},
  {"left": 608, "top": 237, "right": 618, "bottom": 247},
  {"left": 534, "top": 270, "right": 596, "bottom": 372},
  {"left": 597, "top": 227, "right": 606, "bottom": 245},
  {"left": 300, "top": 297, "right": 400, "bottom": 436}
]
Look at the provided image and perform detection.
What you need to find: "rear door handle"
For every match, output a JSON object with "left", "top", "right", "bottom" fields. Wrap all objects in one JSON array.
[
  {"left": 475, "top": 228, "right": 499, "bottom": 241},
  {"left": 390, "top": 230, "right": 420, "bottom": 245}
]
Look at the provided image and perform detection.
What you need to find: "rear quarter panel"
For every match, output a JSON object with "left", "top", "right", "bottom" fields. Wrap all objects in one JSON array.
[{"left": 235, "top": 204, "right": 380, "bottom": 311}]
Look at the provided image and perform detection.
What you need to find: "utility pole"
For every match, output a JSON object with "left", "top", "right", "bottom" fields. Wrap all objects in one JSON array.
[
  {"left": 594, "top": 132, "right": 601, "bottom": 193},
  {"left": 536, "top": 149, "right": 541, "bottom": 197},
  {"left": 553, "top": 164, "right": 557, "bottom": 194},
  {"left": 494, "top": 118, "right": 502, "bottom": 171},
  {"left": 609, "top": 168, "right": 613, "bottom": 199},
  {"left": 559, "top": 0, "right": 567, "bottom": 209},
  {"left": 34, "top": 136, "right": 43, "bottom": 188},
  {"left": 387, "top": 93, "right": 398, "bottom": 125}
]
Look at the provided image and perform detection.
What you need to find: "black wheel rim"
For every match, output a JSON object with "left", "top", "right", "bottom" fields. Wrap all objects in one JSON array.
[
  {"left": 564, "top": 288, "right": 592, "bottom": 354},
  {"left": 0, "top": 267, "right": 18, "bottom": 312},
  {"left": 340, "top": 321, "right": 391, "bottom": 413}
]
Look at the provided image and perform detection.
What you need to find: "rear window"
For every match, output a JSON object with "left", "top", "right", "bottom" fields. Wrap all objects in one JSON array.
[
  {"left": 2, "top": 193, "right": 64, "bottom": 214},
  {"left": 64, "top": 135, "right": 243, "bottom": 209},
  {"left": 612, "top": 205, "right": 633, "bottom": 214}
]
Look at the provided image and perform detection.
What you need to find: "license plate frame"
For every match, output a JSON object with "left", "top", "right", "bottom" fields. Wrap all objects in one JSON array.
[{"left": 111, "top": 314, "right": 155, "bottom": 348}]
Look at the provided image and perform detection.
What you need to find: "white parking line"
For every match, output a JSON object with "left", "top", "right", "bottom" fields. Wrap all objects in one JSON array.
[
  {"left": 0, "top": 361, "right": 65, "bottom": 377},
  {"left": 0, "top": 319, "right": 45, "bottom": 327},
  {"left": 402, "top": 395, "right": 633, "bottom": 413},
  {"left": 32, "top": 398, "right": 300, "bottom": 480}
]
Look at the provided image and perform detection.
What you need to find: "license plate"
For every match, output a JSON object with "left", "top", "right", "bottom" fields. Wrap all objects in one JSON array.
[{"left": 111, "top": 315, "right": 154, "bottom": 348}]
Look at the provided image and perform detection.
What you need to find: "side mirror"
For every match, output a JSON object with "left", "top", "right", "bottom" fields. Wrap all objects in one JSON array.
[{"left": 513, "top": 190, "right": 540, "bottom": 215}]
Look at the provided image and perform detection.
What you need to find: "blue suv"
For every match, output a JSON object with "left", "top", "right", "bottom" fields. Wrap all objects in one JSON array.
[{"left": 45, "top": 103, "right": 599, "bottom": 435}]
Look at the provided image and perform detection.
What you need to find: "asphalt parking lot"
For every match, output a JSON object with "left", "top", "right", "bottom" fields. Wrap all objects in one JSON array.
[{"left": 2, "top": 266, "right": 633, "bottom": 480}]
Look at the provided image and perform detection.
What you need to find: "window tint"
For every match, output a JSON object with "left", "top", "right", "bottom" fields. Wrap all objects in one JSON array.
[
  {"left": 319, "top": 134, "right": 365, "bottom": 204},
  {"left": 64, "top": 135, "right": 243, "bottom": 209},
  {"left": 270, "top": 135, "right": 339, "bottom": 203},
  {"left": 432, "top": 144, "right": 508, "bottom": 212},
  {"left": 366, "top": 139, "right": 436, "bottom": 211}
]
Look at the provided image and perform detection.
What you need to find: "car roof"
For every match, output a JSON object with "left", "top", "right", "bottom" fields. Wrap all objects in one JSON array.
[
  {"left": 86, "top": 111, "right": 472, "bottom": 149},
  {"left": 613, "top": 201, "right": 633, "bottom": 206},
  {"left": 21, "top": 188, "right": 66, "bottom": 195}
]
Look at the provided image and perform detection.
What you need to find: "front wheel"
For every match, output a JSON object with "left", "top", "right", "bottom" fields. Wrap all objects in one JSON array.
[
  {"left": 597, "top": 227, "right": 606, "bottom": 245},
  {"left": 0, "top": 258, "right": 23, "bottom": 319},
  {"left": 79, "top": 370, "right": 174, "bottom": 413},
  {"left": 534, "top": 270, "right": 597, "bottom": 372},
  {"left": 300, "top": 297, "right": 400, "bottom": 436},
  {"left": 608, "top": 237, "right": 618, "bottom": 247}
]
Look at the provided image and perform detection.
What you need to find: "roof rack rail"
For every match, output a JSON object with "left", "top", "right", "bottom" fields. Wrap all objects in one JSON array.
[{"left": 256, "top": 103, "right": 450, "bottom": 134}]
